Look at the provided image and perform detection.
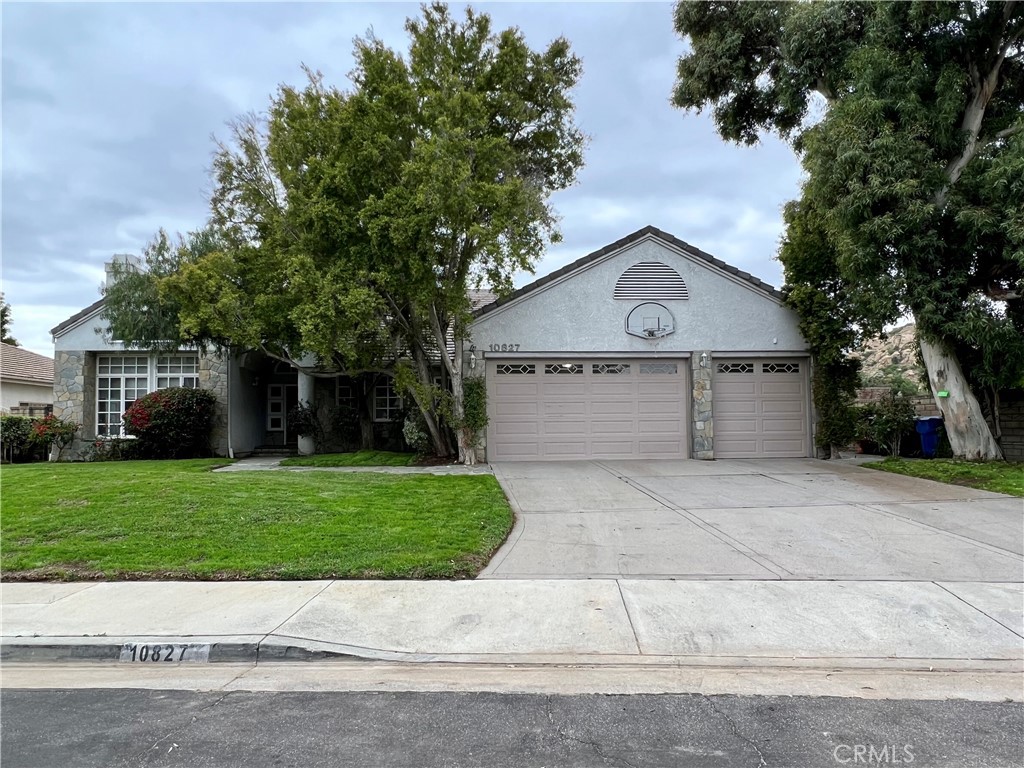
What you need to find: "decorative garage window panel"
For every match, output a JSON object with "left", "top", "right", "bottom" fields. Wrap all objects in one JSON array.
[
  {"left": 544, "top": 363, "right": 583, "bottom": 375},
  {"left": 497, "top": 363, "right": 535, "bottom": 375},
  {"left": 639, "top": 362, "right": 678, "bottom": 375},
  {"left": 717, "top": 362, "right": 754, "bottom": 374},
  {"left": 593, "top": 363, "right": 631, "bottom": 375},
  {"left": 614, "top": 262, "right": 689, "bottom": 300},
  {"left": 763, "top": 362, "right": 801, "bottom": 374}
]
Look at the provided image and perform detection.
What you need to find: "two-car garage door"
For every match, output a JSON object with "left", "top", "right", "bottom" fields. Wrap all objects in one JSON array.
[
  {"left": 486, "top": 356, "right": 809, "bottom": 461},
  {"left": 486, "top": 359, "right": 688, "bottom": 461}
]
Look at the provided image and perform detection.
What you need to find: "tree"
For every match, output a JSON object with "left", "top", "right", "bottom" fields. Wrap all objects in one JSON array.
[
  {"left": 1, "top": 294, "right": 18, "bottom": 346},
  {"left": 673, "top": 1, "right": 1024, "bottom": 459},
  {"left": 165, "top": 3, "right": 585, "bottom": 462}
]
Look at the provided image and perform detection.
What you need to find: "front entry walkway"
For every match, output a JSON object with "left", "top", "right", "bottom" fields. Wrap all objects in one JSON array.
[{"left": 480, "top": 459, "right": 1023, "bottom": 581}]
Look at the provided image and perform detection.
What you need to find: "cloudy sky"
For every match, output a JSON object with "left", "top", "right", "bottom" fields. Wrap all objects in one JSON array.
[{"left": 2, "top": 1, "right": 802, "bottom": 357}]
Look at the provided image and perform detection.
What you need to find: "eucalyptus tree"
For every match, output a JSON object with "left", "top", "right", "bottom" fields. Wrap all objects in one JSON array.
[{"left": 673, "top": 0, "right": 1024, "bottom": 458}]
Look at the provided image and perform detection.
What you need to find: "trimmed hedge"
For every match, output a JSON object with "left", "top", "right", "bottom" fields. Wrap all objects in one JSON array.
[{"left": 123, "top": 387, "right": 217, "bottom": 459}]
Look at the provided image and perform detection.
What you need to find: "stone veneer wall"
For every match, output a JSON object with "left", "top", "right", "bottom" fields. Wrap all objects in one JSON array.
[
  {"left": 53, "top": 350, "right": 96, "bottom": 460},
  {"left": 52, "top": 349, "right": 230, "bottom": 460},
  {"left": 691, "top": 351, "right": 713, "bottom": 460},
  {"left": 199, "top": 352, "right": 230, "bottom": 456}
]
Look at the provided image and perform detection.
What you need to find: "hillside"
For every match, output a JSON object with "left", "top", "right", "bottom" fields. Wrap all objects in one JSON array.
[{"left": 853, "top": 323, "right": 927, "bottom": 392}]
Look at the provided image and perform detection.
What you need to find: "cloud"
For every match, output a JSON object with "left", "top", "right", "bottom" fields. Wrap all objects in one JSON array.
[{"left": 1, "top": 1, "right": 801, "bottom": 357}]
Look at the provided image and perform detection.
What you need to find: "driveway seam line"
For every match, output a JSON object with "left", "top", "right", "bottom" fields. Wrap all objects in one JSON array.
[
  {"left": 854, "top": 503, "right": 1024, "bottom": 558},
  {"left": 670, "top": 506, "right": 794, "bottom": 578},
  {"left": 594, "top": 461, "right": 790, "bottom": 578},
  {"left": 614, "top": 580, "right": 643, "bottom": 655},
  {"left": 932, "top": 582, "right": 1024, "bottom": 640}
]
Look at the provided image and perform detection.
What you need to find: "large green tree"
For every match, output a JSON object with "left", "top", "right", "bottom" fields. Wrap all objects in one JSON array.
[
  {"left": 674, "top": 0, "right": 1024, "bottom": 459},
  {"left": 1, "top": 294, "right": 18, "bottom": 346},
  {"left": 164, "top": 3, "right": 584, "bottom": 462}
]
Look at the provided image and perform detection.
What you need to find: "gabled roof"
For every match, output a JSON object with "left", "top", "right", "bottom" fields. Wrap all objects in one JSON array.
[
  {"left": 472, "top": 225, "right": 783, "bottom": 318},
  {"left": 50, "top": 297, "right": 106, "bottom": 337},
  {"left": 1, "top": 342, "right": 54, "bottom": 384}
]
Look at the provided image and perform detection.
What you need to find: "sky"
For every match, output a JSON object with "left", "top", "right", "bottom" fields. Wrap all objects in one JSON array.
[{"left": 1, "top": 1, "right": 803, "bottom": 357}]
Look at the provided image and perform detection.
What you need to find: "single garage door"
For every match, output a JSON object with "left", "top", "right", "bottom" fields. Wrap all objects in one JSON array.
[
  {"left": 714, "top": 359, "right": 810, "bottom": 458},
  {"left": 486, "top": 359, "right": 688, "bottom": 461}
]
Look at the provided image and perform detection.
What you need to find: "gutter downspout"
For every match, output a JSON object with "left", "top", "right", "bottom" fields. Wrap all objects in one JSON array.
[{"left": 226, "top": 348, "right": 234, "bottom": 459}]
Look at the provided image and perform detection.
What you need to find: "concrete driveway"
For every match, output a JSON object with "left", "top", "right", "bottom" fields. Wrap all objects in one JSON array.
[{"left": 481, "top": 459, "right": 1023, "bottom": 581}]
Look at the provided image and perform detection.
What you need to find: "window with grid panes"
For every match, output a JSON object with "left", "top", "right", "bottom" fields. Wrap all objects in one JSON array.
[
  {"left": 373, "top": 380, "right": 402, "bottom": 422},
  {"left": 156, "top": 355, "right": 200, "bottom": 388},
  {"left": 96, "top": 356, "right": 150, "bottom": 436}
]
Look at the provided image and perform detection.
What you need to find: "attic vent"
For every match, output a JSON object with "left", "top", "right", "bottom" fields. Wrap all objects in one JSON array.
[{"left": 614, "top": 262, "right": 688, "bottom": 300}]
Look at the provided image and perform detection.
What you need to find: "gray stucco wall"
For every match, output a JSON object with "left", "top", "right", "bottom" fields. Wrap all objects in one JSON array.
[
  {"left": 469, "top": 237, "right": 806, "bottom": 355},
  {"left": 467, "top": 234, "right": 811, "bottom": 461}
]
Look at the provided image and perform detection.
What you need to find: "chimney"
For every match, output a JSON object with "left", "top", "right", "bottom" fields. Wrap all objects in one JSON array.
[{"left": 104, "top": 254, "right": 142, "bottom": 289}]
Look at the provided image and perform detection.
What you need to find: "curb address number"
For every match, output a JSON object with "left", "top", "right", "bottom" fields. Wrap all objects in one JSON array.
[{"left": 120, "top": 642, "right": 211, "bottom": 663}]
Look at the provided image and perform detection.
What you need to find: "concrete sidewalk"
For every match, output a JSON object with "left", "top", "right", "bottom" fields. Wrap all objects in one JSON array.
[{"left": 3, "top": 579, "right": 1021, "bottom": 676}]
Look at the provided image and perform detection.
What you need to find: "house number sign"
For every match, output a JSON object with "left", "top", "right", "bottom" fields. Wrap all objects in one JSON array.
[
  {"left": 120, "top": 642, "right": 211, "bottom": 663},
  {"left": 487, "top": 343, "right": 521, "bottom": 352}
]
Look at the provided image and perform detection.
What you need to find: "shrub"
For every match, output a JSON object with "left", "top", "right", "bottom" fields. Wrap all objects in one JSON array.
[
  {"left": 82, "top": 437, "right": 144, "bottom": 462},
  {"left": 856, "top": 389, "right": 917, "bottom": 456},
  {"left": 123, "top": 387, "right": 217, "bottom": 459},
  {"left": 1, "top": 415, "right": 46, "bottom": 463},
  {"left": 30, "top": 414, "right": 79, "bottom": 460},
  {"left": 402, "top": 410, "right": 431, "bottom": 455},
  {"left": 458, "top": 376, "right": 488, "bottom": 451},
  {"left": 288, "top": 401, "right": 327, "bottom": 452}
]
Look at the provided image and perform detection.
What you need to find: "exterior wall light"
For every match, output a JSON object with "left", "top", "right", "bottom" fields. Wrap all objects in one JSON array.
[
  {"left": 469, "top": 345, "right": 477, "bottom": 370},
  {"left": 699, "top": 352, "right": 709, "bottom": 368}
]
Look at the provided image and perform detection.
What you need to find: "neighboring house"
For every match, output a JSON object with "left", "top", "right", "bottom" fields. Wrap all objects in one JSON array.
[
  {"left": 1, "top": 342, "right": 55, "bottom": 415},
  {"left": 52, "top": 226, "right": 815, "bottom": 461}
]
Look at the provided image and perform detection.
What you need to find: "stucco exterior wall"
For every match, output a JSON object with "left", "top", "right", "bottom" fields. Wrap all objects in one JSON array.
[
  {"left": 469, "top": 237, "right": 806, "bottom": 355},
  {"left": 1, "top": 380, "right": 54, "bottom": 411}
]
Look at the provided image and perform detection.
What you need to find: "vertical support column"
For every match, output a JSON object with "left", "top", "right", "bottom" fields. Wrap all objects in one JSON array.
[
  {"left": 297, "top": 370, "right": 315, "bottom": 456},
  {"left": 692, "top": 350, "right": 714, "bottom": 460}
]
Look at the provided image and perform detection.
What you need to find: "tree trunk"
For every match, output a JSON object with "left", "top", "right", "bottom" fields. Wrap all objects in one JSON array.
[
  {"left": 448, "top": 347, "right": 476, "bottom": 465},
  {"left": 919, "top": 336, "right": 1003, "bottom": 460},
  {"left": 408, "top": 344, "right": 453, "bottom": 458}
]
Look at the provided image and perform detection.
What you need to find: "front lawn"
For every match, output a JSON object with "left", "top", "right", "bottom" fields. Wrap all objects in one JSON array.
[
  {"left": 0, "top": 460, "right": 512, "bottom": 580},
  {"left": 867, "top": 457, "right": 1024, "bottom": 497},
  {"left": 280, "top": 450, "right": 416, "bottom": 467}
]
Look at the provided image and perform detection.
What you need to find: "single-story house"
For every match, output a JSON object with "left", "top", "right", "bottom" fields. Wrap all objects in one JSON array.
[
  {"left": 1, "top": 342, "right": 55, "bottom": 415},
  {"left": 51, "top": 226, "right": 814, "bottom": 461}
]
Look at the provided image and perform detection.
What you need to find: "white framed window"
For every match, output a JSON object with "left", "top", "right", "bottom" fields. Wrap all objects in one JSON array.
[
  {"left": 373, "top": 379, "right": 402, "bottom": 422},
  {"left": 156, "top": 355, "right": 199, "bottom": 389},
  {"left": 96, "top": 353, "right": 201, "bottom": 437}
]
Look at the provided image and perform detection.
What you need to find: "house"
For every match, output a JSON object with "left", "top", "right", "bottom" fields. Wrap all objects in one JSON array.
[
  {"left": 1, "top": 342, "right": 55, "bottom": 416},
  {"left": 51, "top": 227, "right": 814, "bottom": 461},
  {"left": 466, "top": 226, "right": 812, "bottom": 461}
]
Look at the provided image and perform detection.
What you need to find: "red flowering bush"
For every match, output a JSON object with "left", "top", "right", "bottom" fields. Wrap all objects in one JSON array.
[
  {"left": 30, "top": 414, "right": 79, "bottom": 461},
  {"left": 123, "top": 387, "right": 217, "bottom": 459}
]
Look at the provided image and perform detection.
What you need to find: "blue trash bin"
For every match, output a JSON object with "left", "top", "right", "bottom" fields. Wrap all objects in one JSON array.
[{"left": 915, "top": 417, "right": 943, "bottom": 458}]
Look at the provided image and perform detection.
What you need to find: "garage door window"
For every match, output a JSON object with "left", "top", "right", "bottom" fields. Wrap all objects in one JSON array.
[
  {"left": 639, "top": 362, "right": 678, "bottom": 374},
  {"left": 592, "top": 363, "right": 630, "bottom": 375},
  {"left": 763, "top": 362, "right": 800, "bottom": 373},
  {"left": 544, "top": 363, "right": 583, "bottom": 375},
  {"left": 497, "top": 363, "right": 535, "bottom": 375},
  {"left": 717, "top": 362, "right": 753, "bottom": 374}
]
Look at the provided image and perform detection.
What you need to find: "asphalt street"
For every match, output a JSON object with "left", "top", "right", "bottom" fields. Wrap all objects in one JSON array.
[{"left": 2, "top": 689, "right": 1021, "bottom": 768}]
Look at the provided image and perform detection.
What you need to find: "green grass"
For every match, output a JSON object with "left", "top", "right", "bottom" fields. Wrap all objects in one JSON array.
[
  {"left": 867, "top": 457, "right": 1024, "bottom": 497},
  {"left": 0, "top": 460, "right": 512, "bottom": 580},
  {"left": 279, "top": 450, "right": 416, "bottom": 467}
]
